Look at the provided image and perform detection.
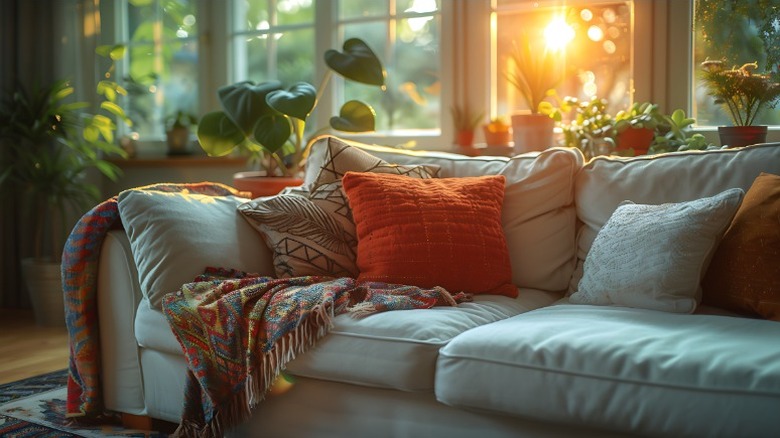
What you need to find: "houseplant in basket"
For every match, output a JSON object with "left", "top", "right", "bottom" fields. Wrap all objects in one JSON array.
[
  {"left": 0, "top": 46, "right": 129, "bottom": 326},
  {"left": 505, "top": 34, "right": 563, "bottom": 154},
  {"left": 699, "top": 59, "right": 780, "bottom": 147},
  {"left": 197, "top": 38, "right": 385, "bottom": 197}
]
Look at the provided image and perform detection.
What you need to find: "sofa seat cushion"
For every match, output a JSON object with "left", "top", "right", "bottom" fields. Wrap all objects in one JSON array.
[
  {"left": 135, "top": 297, "right": 184, "bottom": 355},
  {"left": 436, "top": 303, "right": 780, "bottom": 437},
  {"left": 285, "top": 289, "right": 558, "bottom": 391},
  {"left": 305, "top": 137, "right": 583, "bottom": 294}
]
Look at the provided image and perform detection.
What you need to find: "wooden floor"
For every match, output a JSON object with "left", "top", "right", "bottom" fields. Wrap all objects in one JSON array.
[{"left": 0, "top": 307, "right": 70, "bottom": 385}]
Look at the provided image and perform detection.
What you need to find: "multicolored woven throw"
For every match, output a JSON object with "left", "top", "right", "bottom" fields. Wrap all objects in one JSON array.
[
  {"left": 62, "top": 182, "right": 246, "bottom": 419},
  {"left": 164, "top": 268, "right": 469, "bottom": 437}
]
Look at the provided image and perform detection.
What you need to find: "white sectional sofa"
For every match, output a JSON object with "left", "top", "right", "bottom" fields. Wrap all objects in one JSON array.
[{"left": 94, "top": 138, "right": 780, "bottom": 437}]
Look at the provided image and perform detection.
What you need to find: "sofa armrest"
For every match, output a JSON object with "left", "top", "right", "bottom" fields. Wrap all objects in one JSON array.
[{"left": 97, "top": 229, "right": 147, "bottom": 415}]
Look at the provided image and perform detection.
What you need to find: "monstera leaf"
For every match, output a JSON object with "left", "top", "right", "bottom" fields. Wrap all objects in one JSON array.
[
  {"left": 330, "top": 100, "right": 376, "bottom": 132},
  {"left": 325, "top": 38, "right": 385, "bottom": 87},
  {"left": 197, "top": 111, "right": 246, "bottom": 157},
  {"left": 253, "top": 114, "right": 293, "bottom": 153},
  {"left": 266, "top": 83, "right": 317, "bottom": 121},
  {"left": 217, "top": 81, "right": 283, "bottom": 135}
]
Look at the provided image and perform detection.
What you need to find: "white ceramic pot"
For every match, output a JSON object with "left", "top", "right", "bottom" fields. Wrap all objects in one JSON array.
[{"left": 511, "top": 113, "right": 555, "bottom": 154}]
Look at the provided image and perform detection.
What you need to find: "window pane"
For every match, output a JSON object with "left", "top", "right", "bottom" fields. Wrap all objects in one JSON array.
[
  {"left": 693, "top": 0, "right": 780, "bottom": 126},
  {"left": 114, "top": 0, "right": 200, "bottom": 140},
  {"left": 342, "top": 3, "right": 440, "bottom": 132},
  {"left": 277, "top": 0, "right": 314, "bottom": 25},
  {"left": 340, "top": 0, "right": 389, "bottom": 20},
  {"left": 494, "top": 1, "right": 632, "bottom": 120},
  {"left": 239, "top": 28, "right": 316, "bottom": 84}
]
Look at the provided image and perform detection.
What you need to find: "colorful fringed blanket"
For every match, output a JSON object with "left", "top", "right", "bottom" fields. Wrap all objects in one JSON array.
[
  {"left": 165, "top": 267, "right": 469, "bottom": 437},
  {"left": 62, "top": 182, "right": 248, "bottom": 418},
  {"left": 62, "top": 182, "right": 470, "bottom": 437}
]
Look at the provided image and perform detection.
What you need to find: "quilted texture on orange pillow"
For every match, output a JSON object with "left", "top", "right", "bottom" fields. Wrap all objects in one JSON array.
[
  {"left": 702, "top": 172, "right": 780, "bottom": 320},
  {"left": 341, "top": 171, "right": 517, "bottom": 297}
]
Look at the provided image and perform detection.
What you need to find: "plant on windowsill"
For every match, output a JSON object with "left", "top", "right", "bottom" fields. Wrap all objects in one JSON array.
[
  {"left": 0, "top": 45, "right": 130, "bottom": 326},
  {"left": 196, "top": 38, "right": 385, "bottom": 197},
  {"left": 450, "top": 104, "right": 484, "bottom": 154},
  {"left": 612, "top": 101, "right": 664, "bottom": 155},
  {"left": 699, "top": 59, "right": 780, "bottom": 148},
  {"left": 165, "top": 110, "right": 197, "bottom": 156},
  {"left": 505, "top": 34, "right": 563, "bottom": 153}
]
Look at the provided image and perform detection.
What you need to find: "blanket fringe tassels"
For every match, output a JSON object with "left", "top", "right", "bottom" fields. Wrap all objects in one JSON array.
[{"left": 172, "top": 303, "right": 336, "bottom": 438}]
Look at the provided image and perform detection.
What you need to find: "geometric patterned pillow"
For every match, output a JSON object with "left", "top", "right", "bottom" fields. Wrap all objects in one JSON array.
[
  {"left": 238, "top": 138, "right": 439, "bottom": 278},
  {"left": 312, "top": 136, "right": 439, "bottom": 189}
]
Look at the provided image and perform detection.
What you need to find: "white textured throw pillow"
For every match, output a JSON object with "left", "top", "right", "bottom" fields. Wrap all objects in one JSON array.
[{"left": 570, "top": 188, "right": 744, "bottom": 313}]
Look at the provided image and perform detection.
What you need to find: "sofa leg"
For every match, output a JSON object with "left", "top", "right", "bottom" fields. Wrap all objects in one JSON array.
[{"left": 121, "top": 413, "right": 153, "bottom": 430}]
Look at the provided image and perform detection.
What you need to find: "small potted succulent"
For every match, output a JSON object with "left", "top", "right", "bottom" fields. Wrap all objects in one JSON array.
[
  {"left": 612, "top": 101, "right": 664, "bottom": 155},
  {"left": 450, "top": 104, "right": 484, "bottom": 154},
  {"left": 699, "top": 59, "right": 780, "bottom": 147},
  {"left": 165, "top": 110, "right": 197, "bottom": 155}
]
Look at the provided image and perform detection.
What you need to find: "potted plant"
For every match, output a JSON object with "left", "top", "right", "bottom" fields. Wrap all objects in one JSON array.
[
  {"left": 197, "top": 38, "right": 385, "bottom": 197},
  {"left": 612, "top": 101, "right": 664, "bottom": 155},
  {"left": 505, "top": 34, "right": 563, "bottom": 153},
  {"left": 0, "top": 46, "right": 129, "bottom": 326},
  {"left": 450, "top": 104, "right": 484, "bottom": 155},
  {"left": 699, "top": 59, "right": 780, "bottom": 147},
  {"left": 165, "top": 110, "right": 197, "bottom": 156},
  {"left": 482, "top": 116, "right": 512, "bottom": 147}
]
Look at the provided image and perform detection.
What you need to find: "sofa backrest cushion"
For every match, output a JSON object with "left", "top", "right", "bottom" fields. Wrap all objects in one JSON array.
[
  {"left": 572, "top": 143, "right": 780, "bottom": 293},
  {"left": 306, "top": 136, "right": 584, "bottom": 294},
  {"left": 118, "top": 189, "right": 274, "bottom": 309},
  {"left": 342, "top": 172, "right": 517, "bottom": 297}
]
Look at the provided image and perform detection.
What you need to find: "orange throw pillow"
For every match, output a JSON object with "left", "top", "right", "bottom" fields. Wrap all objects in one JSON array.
[
  {"left": 341, "top": 172, "right": 517, "bottom": 297},
  {"left": 702, "top": 172, "right": 780, "bottom": 320}
]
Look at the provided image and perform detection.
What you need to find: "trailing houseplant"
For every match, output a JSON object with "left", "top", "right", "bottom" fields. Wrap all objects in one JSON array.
[
  {"left": 0, "top": 45, "right": 129, "bottom": 325},
  {"left": 700, "top": 59, "right": 780, "bottom": 147},
  {"left": 197, "top": 38, "right": 385, "bottom": 187}
]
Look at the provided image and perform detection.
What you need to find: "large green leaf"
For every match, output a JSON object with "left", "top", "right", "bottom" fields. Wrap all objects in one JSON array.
[
  {"left": 266, "top": 83, "right": 316, "bottom": 121},
  {"left": 324, "top": 38, "right": 385, "bottom": 87},
  {"left": 197, "top": 111, "right": 246, "bottom": 156},
  {"left": 218, "top": 81, "right": 283, "bottom": 136},
  {"left": 330, "top": 100, "right": 376, "bottom": 132},
  {"left": 253, "top": 114, "right": 292, "bottom": 153}
]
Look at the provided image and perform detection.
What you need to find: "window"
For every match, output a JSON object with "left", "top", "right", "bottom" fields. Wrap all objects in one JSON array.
[
  {"left": 692, "top": 0, "right": 780, "bottom": 127},
  {"left": 491, "top": 1, "right": 634, "bottom": 118},
  {"left": 100, "top": 0, "right": 201, "bottom": 140},
  {"left": 100, "top": 0, "right": 444, "bottom": 150}
]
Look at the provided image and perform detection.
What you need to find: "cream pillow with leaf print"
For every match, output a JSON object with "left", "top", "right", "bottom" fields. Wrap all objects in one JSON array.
[{"left": 239, "top": 139, "right": 438, "bottom": 278}]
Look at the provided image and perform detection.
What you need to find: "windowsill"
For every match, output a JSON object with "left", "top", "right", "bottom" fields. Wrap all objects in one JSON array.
[{"left": 108, "top": 154, "right": 248, "bottom": 168}]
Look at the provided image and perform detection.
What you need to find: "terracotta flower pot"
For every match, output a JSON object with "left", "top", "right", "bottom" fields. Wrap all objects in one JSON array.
[
  {"left": 456, "top": 130, "right": 475, "bottom": 147},
  {"left": 718, "top": 126, "right": 768, "bottom": 148},
  {"left": 616, "top": 127, "right": 654, "bottom": 156},
  {"left": 233, "top": 171, "right": 303, "bottom": 199}
]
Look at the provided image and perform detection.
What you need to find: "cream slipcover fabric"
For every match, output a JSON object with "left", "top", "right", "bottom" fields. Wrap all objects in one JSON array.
[
  {"left": 284, "top": 290, "right": 558, "bottom": 391},
  {"left": 117, "top": 190, "right": 274, "bottom": 309},
  {"left": 436, "top": 303, "right": 780, "bottom": 437},
  {"left": 305, "top": 136, "right": 584, "bottom": 294},
  {"left": 571, "top": 144, "right": 780, "bottom": 293},
  {"left": 133, "top": 284, "right": 559, "bottom": 391},
  {"left": 571, "top": 188, "right": 744, "bottom": 313}
]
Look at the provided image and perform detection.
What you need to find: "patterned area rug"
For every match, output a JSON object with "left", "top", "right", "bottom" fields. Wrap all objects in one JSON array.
[{"left": 0, "top": 370, "right": 169, "bottom": 437}]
